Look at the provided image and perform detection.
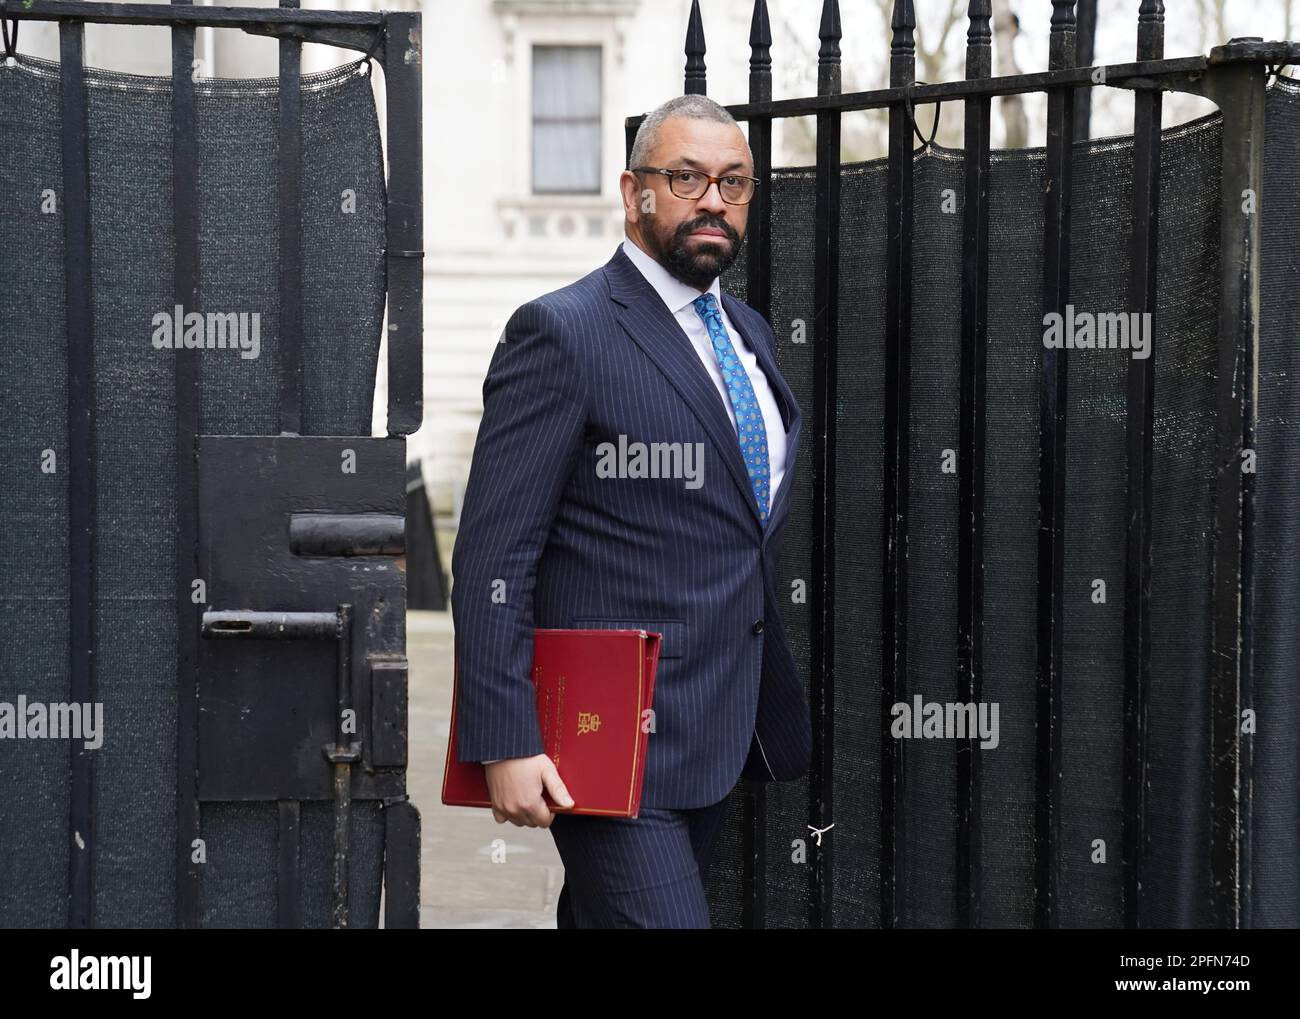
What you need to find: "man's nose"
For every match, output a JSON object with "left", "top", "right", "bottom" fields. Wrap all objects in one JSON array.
[{"left": 695, "top": 180, "right": 728, "bottom": 215}]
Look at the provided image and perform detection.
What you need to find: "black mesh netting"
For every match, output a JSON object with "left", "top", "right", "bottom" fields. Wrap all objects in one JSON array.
[
  {"left": 711, "top": 77, "right": 1300, "bottom": 928},
  {"left": 0, "top": 56, "right": 386, "bottom": 927}
]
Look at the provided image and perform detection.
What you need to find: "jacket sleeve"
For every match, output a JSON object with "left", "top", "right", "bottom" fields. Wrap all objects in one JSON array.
[{"left": 450, "top": 300, "right": 588, "bottom": 762}]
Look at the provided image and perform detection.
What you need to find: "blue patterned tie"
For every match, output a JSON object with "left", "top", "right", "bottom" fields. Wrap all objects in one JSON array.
[{"left": 692, "top": 293, "right": 770, "bottom": 525}]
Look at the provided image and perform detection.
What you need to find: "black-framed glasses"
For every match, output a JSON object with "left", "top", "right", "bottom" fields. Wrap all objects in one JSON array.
[{"left": 631, "top": 166, "right": 759, "bottom": 205}]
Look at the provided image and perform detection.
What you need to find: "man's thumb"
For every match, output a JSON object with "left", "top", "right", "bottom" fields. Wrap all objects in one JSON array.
[{"left": 541, "top": 758, "right": 574, "bottom": 807}]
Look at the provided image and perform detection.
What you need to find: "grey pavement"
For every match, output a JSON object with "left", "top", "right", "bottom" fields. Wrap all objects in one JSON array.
[{"left": 406, "top": 609, "right": 563, "bottom": 929}]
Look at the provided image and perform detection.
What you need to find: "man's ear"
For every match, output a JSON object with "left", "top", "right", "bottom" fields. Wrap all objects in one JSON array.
[{"left": 619, "top": 170, "right": 640, "bottom": 220}]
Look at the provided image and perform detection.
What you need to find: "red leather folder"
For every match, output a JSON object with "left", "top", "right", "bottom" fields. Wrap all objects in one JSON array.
[{"left": 442, "top": 629, "right": 661, "bottom": 818}]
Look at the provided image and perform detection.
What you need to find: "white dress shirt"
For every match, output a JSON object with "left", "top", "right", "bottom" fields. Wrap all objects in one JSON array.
[
  {"left": 481, "top": 241, "right": 790, "bottom": 766},
  {"left": 619, "top": 236, "right": 788, "bottom": 509}
]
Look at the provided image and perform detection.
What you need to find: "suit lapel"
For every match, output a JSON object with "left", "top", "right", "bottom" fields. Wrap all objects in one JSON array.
[{"left": 605, "top": 247, "right": 763, "bottom": 530}]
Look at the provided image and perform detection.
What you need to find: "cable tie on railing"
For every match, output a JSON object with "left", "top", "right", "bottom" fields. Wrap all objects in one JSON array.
[
  {"left": 903, "top": 80, "right": 942, "bottom": 151},
  {"left": 2, "top": 15, "right": 19, "bottom": 63},
  {"left": 1266, "top": 62, "right": 1297, "bottom": 83},
  {"left": 355, "top": 27, "right": 383, "bottom": 77}
]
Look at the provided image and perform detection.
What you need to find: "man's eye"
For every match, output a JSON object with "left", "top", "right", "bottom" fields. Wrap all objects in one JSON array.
[
  {"left": 722, "top": 176, "right": 742, "bottom": 187},
  {"left": 675, "top": 171, "right": 698, "bottom": 183}
]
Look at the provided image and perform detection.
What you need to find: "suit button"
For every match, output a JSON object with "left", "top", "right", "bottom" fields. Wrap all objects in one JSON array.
[{"left": 752, "top": 619, "right": 764, "bottom": 634}]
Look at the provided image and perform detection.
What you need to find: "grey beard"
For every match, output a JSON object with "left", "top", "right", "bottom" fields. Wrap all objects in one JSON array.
[{"left": 655, "top": 224, "right": 741, "bottom": 291}]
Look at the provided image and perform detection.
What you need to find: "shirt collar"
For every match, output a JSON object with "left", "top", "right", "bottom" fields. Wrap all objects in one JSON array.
[{"left": 621, "top": 236, "right": 723, "bottom": 318}]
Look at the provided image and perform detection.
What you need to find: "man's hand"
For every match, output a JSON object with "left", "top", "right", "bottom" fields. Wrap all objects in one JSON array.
[{"left": 485, "top": 755, "right": 575, "bottom": 827}]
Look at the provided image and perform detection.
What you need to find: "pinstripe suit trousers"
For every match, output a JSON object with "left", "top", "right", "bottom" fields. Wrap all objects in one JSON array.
[{"left": 550, "top": 795, "right": 731, "bottom": 929}]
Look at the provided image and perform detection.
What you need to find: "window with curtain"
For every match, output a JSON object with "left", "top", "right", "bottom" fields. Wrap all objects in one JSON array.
[{"left": 531, "top": 45, "right": 602, "bottom": 194}]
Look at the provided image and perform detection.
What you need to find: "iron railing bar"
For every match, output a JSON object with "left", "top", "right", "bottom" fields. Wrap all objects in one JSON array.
[
  {"left": 810, "top": 0, "right": 841, "bottom": 932},
  {"left": 1035, "top": 0, "right": 1078, "bottom": 931},
  {"left": 383, "top": 11, "right": 424, "bottom": 437},
  {"left": 330, "top": 603, "right": 355, "bottom": 928},
  {"left": 277, "top": 800, "right": 303, "bottom": 928},
  {"left": 741, "top": 0, "right": 773, "bottom": 933},
  {"left": 1238, "top": 158, "right": 1257, "bottom": 936},
  {"left": 382, "top": 798, "right": 421, "bottom": 928},
  {"left": 60, "top": 18, "right": 95, "bottom": 932},
  {"left": 278, "top": 0, "right": 304, "bottom": 436},
  {"left": 880, "top": 0, "right": 913, "bottom": 933},
  {"left": 684, "top": 0, "right": 705, "bottom": 96},
  {"left": 955, "top": 0, "right": 992, "bottom": 932},
  {"left": 171, "top": 3, "right": 202, "bottom": 930},
  {"left": 5, "top": 2, "right": 383, "bottom": 27},
  {"left": 621, "top": 58, "right": 1211, "bottom": 132},
  {"left": 1122, "top": 0, "right": 1164, "bottom": 932},
  {"left": 1199, "top": 63, "right": 1265, "bottom": 930}
]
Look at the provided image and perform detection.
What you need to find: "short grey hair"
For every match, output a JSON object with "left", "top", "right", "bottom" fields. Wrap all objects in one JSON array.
[{"left": 628, "top": 94, "right": 749, "bottom": 170}]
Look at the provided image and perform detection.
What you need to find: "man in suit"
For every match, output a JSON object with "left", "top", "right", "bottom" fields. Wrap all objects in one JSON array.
[{"left": 450, "top": 93, "right": 811, "bottom": 928}]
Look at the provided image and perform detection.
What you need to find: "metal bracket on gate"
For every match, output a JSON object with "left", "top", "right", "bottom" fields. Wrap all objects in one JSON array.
[
  {"left": 1208, "top": 38, "right": 1300, "bottom": 66},
  {"left": 239, "top": 22, "right": 383, "bottom": 64},
  {"left": 202, "top": 603, "right": 365, "bottom": 928}
]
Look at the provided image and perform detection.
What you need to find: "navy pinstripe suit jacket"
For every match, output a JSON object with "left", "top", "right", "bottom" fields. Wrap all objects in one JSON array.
[{"left": 450, "top": 242, "right": 812, "bottom": 809}]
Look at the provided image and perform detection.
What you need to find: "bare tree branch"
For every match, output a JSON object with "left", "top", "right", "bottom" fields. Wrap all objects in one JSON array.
[
  {"left": 919, "top": 0, "right": 970, "bottom": 84},
  {"left": 1196, "top": 0, "right": 1230, "bottom": 52},
  {"left": 992, "top": 0, "right": 1028, "bottom": 149},
  {"left": 771, "top": 2, "right": 888, "bottom": 163},
  {"left": 1286, "top": 0, "right": 1296, "bottom": 74}
]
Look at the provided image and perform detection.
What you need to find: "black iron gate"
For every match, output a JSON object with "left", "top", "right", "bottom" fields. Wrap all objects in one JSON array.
[
  {"left": 1, "top": 1, "right": 422, "bottom": 928},
  {"left": 626, "top": 0, "right": 1300, "bottom": 929}
]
